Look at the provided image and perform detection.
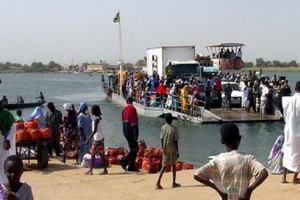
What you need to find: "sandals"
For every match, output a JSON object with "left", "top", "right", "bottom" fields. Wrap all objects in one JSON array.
[
  {"left": 155, "top": 185, "right": 163, "bottom": 190},
  {"left": 155, "top": 183, "right": 181, "bottom": 190},
  {"left": 293, "top": 178, "right": 300, "bottom": 184},
  {"left": 172, "top": 183, "right": 181, "bottom": 188},
  {"left": 85, "top": 171, "right": 93, "bottom": 175},
  {"left": 99, "top": 170, "right": 108, "bottom": 175}
]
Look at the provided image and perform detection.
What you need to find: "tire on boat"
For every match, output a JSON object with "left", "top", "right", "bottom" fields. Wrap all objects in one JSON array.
[{"left": 37, "top": 144, "right": 48, "bottom": 168}]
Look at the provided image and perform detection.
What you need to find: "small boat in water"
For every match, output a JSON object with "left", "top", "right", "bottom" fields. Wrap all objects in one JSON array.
[{"left": 3, "top": 101, "right": 46, "bottom": 110}]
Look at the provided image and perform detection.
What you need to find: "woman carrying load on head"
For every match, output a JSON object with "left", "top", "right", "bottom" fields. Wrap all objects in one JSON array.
[{"left": 61, "top": 103, "right": 79, "bottom": 163}]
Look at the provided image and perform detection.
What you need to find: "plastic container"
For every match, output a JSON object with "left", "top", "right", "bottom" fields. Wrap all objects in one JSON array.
[
  {"left": 85, "top": 157, "right": 103, "bottom": 168},
  {"left": 16, "top": 129, "right": 31, "bottom": 141},
  {"left": 40, "top": 128, "right": 52, "bottom": 139}
]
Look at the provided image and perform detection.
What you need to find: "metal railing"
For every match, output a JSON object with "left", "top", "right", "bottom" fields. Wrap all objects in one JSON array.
[{"left": 102, "top": 79, "right": 205, "bottom": 117}]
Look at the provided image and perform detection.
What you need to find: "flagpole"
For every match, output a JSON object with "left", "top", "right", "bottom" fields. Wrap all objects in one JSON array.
[{"left": 118, "top": 11, "right": 123, "bottom": 97}]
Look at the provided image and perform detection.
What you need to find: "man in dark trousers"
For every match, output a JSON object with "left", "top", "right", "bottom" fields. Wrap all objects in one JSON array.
[
  {"left": 224, "top": 82, "right": 233, "bottom": 110},
  {"left": 45, "top": 102, "right": 63, "bottom": 157},
  {"left": 120, "top": 96, "right": 139, "bottom": 172}
]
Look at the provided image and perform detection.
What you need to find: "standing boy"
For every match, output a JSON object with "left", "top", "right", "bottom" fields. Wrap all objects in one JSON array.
[
  {"left": 194, "top": 123, "right": 268, "bottom": 200},
  {"left": 156, "top": 113, "right": 180, "bottom": 189}
]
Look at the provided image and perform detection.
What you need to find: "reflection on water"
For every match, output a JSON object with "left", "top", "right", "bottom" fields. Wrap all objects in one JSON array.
[{"left": 1, "top": 72, "right": 296, "bottom": 167}]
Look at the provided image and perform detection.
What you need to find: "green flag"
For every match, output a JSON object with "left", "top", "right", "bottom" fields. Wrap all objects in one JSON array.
[{"left": 113, "top": 12, "right": 120, "bottom": 23}]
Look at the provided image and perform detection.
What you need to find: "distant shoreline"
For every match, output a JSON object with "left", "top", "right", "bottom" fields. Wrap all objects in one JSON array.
[
  {"left": 242, "top": 67, "right": 300, "bottom": 72},
  {"left": 0, "top": 70, "right": 84, "bottom": 74},
  {"left": 1, "top": 67, "right": 300, "bottom": 74}
]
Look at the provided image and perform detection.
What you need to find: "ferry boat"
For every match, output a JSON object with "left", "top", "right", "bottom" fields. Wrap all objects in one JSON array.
[
  {"left": 102, "top": 43, "right": 283, "bottom": 124},
  {"left": 102, "top": 73, "right": 219, "bottom": 123}
]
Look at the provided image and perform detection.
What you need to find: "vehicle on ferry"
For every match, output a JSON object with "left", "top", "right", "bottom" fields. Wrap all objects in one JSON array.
[
  {"left": 221, "top": 82, "right": 243, "bottom": 105},
  {"left": 146, "top": 46, "right": 198, "bottom": 78},
  {"left": 205, "top": 43, "right": 245, "bottom": 72}
]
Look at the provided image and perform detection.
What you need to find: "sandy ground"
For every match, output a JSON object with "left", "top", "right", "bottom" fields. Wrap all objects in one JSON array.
[{"left": 20, "top": 158, "right": 300, "bottom": 200}]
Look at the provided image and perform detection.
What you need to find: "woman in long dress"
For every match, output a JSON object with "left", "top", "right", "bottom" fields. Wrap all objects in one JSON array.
[
  {"left": 241, "top": 81, "right": 249, "bottom": 109},
  {"left": 61, "top": 103, "right": 79, "bottom": 163}
]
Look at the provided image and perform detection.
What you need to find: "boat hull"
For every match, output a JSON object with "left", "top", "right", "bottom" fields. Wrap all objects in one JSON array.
[{"left": 3, "top": 101, "right": 46, "bottom": 110}]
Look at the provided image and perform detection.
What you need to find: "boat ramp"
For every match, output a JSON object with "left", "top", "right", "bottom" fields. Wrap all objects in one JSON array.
[{"left": 108, "top": 93, "right": 282, "bottom": 124}]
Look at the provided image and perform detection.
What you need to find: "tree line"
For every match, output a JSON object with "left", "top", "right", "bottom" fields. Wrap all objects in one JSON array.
[
  {"left": 0, "top": 61, "right": 63, "bottom": 72},
  {"left": 244, "top": 58, "right": 299, "bottom": 68},
  {"left": 0, "top": 60, "right": 142, "bottom": 72},
  {"left": 0, "top": 58, "right": 298, "bottom": 72}
]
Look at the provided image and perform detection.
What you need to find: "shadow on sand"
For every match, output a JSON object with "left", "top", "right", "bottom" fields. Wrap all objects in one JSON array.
[{"left": 24, "top": 159, "right": 79, "bottom": 174}]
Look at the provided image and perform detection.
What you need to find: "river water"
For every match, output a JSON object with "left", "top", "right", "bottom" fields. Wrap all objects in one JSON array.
[{"left": 0, "top": 72, "right": 299, "bottom": 167}]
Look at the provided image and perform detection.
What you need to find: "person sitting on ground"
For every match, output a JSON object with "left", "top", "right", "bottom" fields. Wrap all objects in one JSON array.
[
  {"left": 1, "top": 155, "right": 34, "bottom": 200},
  {"left": 156, "top": 113, "right": 181, "bottom": 190},
  {"left": 85, "top": 105, "right": 108, "bottom": 175},
  {"left": 194, "top": 123, "right": 268, "bottom": 200}
]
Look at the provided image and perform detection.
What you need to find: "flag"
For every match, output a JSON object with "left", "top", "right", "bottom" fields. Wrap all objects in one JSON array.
[{"left": 113, "top": 12, "right": 120, "bottom": 23}]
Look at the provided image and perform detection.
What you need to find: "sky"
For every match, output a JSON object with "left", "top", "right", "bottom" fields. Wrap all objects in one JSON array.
[{"left": 0, "top": 0, "right": 300, "bottom": 65}]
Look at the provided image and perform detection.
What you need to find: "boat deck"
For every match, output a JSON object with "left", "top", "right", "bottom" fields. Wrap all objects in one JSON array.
[
  {"left": 107, "top": 93, "right": 283, "bottom": 124},
  {"left": 207, "top": 108, "right": 282, "bottom": 123}
]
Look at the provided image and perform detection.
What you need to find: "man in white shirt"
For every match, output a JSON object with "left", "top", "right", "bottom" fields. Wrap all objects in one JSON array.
[
  {"left": 260, "top": 82, "right": 269, "bottom": 115},
  {"left": 282, "top": 81, "right": 300, "bottom": 183},
  {"left": 236, "top": 48, "right": 243, "bottom": 59}
]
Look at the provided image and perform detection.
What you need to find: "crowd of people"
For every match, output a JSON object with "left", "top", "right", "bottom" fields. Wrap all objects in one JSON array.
[
  {"left": 215, "top": 48, "right": 243, "bottom": 60},
  {"left": 109, "top": 69, "right": 292, "bottom": 116},
  {"left": 1, "top": 78, "right": 300, "bottom": 199},
  {"left": 0, "top": 101, "right": 109, "bottom": 177}
]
